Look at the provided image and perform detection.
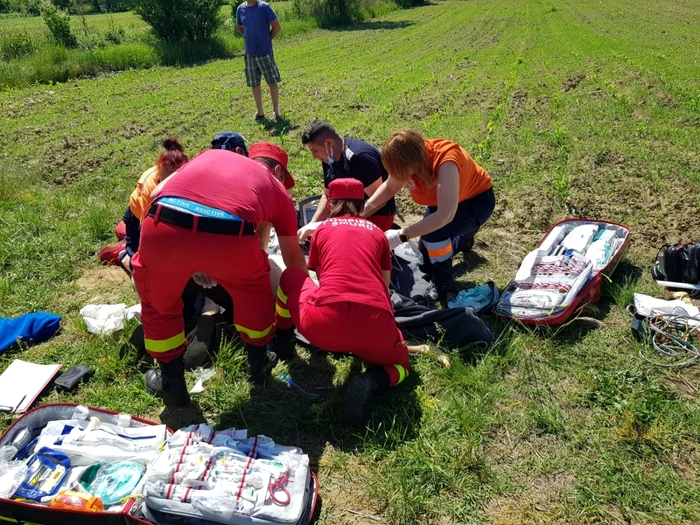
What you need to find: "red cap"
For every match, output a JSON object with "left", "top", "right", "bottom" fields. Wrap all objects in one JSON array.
[
  {"left": 248, "top": 142, "right": 295, "bottom": 189},
  {"left": 328, "top": 178, "right": 365, "bottom": 201}
]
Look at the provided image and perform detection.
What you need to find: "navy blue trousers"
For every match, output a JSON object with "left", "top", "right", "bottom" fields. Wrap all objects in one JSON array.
[{"left": 419, "top": 187, "right": 495, "bottom": 293}]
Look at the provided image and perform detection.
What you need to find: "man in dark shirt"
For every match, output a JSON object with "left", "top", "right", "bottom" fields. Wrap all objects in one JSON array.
[{"left": 299, "top": 119, "right": 396, "bottom": 241}]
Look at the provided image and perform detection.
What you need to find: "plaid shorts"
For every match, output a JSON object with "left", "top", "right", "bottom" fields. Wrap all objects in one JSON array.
[{"left": 244, "top": 53, "right": 281, "bottom": 87}]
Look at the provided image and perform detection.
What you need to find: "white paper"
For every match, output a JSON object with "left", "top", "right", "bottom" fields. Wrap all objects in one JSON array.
[{"left": 0, "top": 359, "right": 62, "bottom": 413}]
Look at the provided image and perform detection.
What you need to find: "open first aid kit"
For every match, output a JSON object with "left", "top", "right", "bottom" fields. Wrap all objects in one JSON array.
[
  {"left": 0, "top": 404, "right": 318, "bottom": 525},
  {"left": 495, "top": 219, "right": 630, "bottom": 324},
  {"left": 140, "top": 424, "right": 317, "bottom": 525}
]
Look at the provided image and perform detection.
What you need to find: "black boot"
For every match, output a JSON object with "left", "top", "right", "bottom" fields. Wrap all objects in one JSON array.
[
  {"left": 121, "top": 323, "right": 147, "bottom": 360},
  {"left": 341, "top": 367, "right": 390, "bottom": 429},
  {"left": 246, "top": 343, "right": 278, "bottom": 386},
  {"left": 156, "top": 356, "right": 190, "bottom": 407},
  {"left": 269, "top": 327, "right": 296, "bottom": 362},
  {"left": 183, "top": 314, "right": 226, "bottom": 370}
]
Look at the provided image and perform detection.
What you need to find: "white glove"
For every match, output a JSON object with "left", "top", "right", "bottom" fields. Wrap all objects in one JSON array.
[
  {"left": 297, "top": 221, "right": 321, "bottom": 243},
  {"left": 385, "top": 229, "right": 402, "bottom": 250}
]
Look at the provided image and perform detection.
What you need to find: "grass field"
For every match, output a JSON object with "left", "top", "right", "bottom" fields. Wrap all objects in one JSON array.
[{"left": 1, "top": 0, "right": 699, "bottom": 523}]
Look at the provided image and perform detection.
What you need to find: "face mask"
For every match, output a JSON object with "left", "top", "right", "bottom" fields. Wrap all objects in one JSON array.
[{"left": 325, "top": 143, "right": 334, "bottom": 167}]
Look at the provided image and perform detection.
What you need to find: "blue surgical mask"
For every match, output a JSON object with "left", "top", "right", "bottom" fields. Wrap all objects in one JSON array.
[{"left": 325, "top": 144, "right": 334, "bottom": 167}]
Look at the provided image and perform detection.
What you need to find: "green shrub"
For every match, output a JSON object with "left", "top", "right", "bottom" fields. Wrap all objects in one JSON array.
[
  {"left": 393, "top": 0, "right": 422, "bottom": 8},
  {"left": 90, "top": 42, "right": 157, "bottom": 69},
  {"left": 133, "top": 0, "right": 223, "bottom": 42},
  {"left": 39, "top": 0, "right": 78, "bottom": 47},
  {"left": 0, "top": 32, "right": 35, "bottom": 60},
  {"left": 292, "top": 0, "right": 364, "bottom": 26},
  {"left": 52, "top": 0, "right": 72, "bottom": 10}
]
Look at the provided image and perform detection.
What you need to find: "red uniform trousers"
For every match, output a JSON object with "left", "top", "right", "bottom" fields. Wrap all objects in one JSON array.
[
  {"left": 132, "top": 216, "right": 274, "bottom": 363},
  {"left": 367, "top": 214, "right": 394, "bottom": 232},
  {"left": 275, "top": 268, "right": 409, "bottom": 387}
]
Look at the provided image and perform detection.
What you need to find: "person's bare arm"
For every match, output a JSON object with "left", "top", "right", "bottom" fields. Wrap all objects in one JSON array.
[
  {"left": 270, "top": 19, "right": 281, "bottom": 39},
  {"left": 361, "top": 176, "right": 403, "bottom": 218},
  {"left": 309, "top": 190, "right": 330, "bottom": 224},
  {"left": 403, "top": 163, "right": 460, "bottom": 239},
  {"left": 257, "top": 222, "right": 272, "bottom": 251},
  {"left": 278, "top": 235, "right": 308, "bottom": 274},
  {"left": 382, "top": 269, "right": 391, "bottom": 288},
  {"left": 237, "top": 24, "right": 244, "bottom": 36}
]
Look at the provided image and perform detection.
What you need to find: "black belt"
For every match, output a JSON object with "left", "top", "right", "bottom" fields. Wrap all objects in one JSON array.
[{"left": 147, "top": 204, "right": 256, "bottom": 236}]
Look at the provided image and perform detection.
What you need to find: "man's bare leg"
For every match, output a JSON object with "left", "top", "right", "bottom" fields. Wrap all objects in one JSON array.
[{"left": 252, "top": 86, "right": 264, "bottom": 117}]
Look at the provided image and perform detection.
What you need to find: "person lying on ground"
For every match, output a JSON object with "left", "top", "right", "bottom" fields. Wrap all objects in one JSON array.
[
  {"left": 275, "top": 178, "right": 427, "bottom": 429},
  {"left": 362, "top": 129, "right": 495, "bottom": 303},
  {"left": 132, "top": 148, "right": 306, "bottom": 426},
  {"left": 298, "top": 119, "right": 396, "bottom": 242}
]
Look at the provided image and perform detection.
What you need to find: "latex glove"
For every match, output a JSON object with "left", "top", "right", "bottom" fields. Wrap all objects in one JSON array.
[
  {"left": 192, "top": 272, "right": 217, "bottom": 288},
  {"left": 297, "top": 222, "right": 321, "bottom": 243},
  {"left": 385, "top": 229, "right": 402, "bottom": 250}
]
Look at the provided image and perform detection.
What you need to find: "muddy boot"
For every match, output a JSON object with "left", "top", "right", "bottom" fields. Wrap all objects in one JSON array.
[
  {"left": 269, "top": 327, "right": 296, "bottom": 362},
  {"left": 246, "top": 343, "right": 278, "bottom": 386},
  {"left": 341, "top": 367, "right": 390, "bottom": 429}
]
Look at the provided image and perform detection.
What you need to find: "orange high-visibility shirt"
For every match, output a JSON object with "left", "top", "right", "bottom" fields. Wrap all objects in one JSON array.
[
  {"left": 408, "top": 139, "right": 492, "bottom": 207},
  {"left": 129, "top": 167, "right": 160, "bottom": 221}
]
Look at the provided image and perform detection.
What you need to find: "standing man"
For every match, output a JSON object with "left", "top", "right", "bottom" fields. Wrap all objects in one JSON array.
[
  {"left": 236, "top": 0, "right": 282, "bottom": 120},
  {"left": 299, "top": 119, "right": 396, "bottom": 241},
  {"left": 131, "top": 149, "right": 306, "bottom": 424}
]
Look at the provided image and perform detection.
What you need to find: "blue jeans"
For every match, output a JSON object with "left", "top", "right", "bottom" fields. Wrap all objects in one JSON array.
[{"left": 419, "top": 187, "right": 495, "bottom": 294}]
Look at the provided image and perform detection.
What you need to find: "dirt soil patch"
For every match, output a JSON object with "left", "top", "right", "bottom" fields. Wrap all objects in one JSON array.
[{"left": 74, "top": 265, "right": 132, "bottom": 304}]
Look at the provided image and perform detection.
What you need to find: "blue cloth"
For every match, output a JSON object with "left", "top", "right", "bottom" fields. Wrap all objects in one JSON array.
[
  {"left": 236, "top": 1, "right": 277, "bottom": 56},
  {"left": 0, "top": 312, "right": 62, "bottom": 354}
]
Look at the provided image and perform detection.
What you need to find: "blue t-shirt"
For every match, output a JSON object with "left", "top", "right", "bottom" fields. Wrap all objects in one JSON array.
[{"left": 236, "top": 1, "right": 277, "bottom": 56}]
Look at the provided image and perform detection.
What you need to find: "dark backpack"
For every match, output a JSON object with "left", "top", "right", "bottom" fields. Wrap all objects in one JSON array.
[{"left": 651, "top": 241, "right": 700, "bottom": 284}]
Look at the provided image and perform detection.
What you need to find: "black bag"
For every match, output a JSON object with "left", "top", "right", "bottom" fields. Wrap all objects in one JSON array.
[{"left": 652, "top": 241, "right": 700, "bottom": 285}]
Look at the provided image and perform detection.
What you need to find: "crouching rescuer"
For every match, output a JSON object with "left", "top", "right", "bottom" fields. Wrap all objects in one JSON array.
[
  {"left": 275, "top": 179, "right": 411, "bottom": 428},
  {"left": 131, "top": 149, "right": 306, "bottom": 414}
]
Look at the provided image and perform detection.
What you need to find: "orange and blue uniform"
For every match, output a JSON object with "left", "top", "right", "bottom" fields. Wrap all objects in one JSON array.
[{"left": 408, "top": 139, "right": 495, "bottom": 293}]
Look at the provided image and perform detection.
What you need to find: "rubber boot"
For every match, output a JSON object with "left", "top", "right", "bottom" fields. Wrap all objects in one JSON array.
[
  {"left": 246, "top": 343, "right": 278, "bottom": 386},
  {"left": 341, "top": 367, "right": 390, "bottom": 429},
  {"left": 160, "top": 356, "right": 190, "bottom": 407},
  {"left": 270, "top": 327, "right": 296, "bottom": 362}
]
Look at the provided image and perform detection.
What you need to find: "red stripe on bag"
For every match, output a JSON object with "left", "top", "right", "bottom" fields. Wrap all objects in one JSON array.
[{"left": 237, "top": 436, "right": 258, "bottom": 500}]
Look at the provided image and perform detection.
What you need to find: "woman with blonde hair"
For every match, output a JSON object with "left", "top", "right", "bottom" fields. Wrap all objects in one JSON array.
[{"left": 363, "top": 130, "right": 495, "bottom": 301}]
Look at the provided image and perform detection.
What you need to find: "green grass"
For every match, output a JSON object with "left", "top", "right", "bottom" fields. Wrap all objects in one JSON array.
[{"left": 1, "top": 0, "right": 699, "bottom": 523}]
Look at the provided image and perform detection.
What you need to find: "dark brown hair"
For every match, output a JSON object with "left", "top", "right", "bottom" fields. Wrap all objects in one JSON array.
[{"left": 156, "top": 137, "right": 188, "bottom": 179}]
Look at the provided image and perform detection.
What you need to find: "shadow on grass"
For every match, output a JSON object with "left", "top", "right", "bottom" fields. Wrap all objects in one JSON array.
[
  {"left": 215, "top": 348, "right": 423, "bottom": 471},
  {"left": 327, "top": 20, "right": 415, "bottom": 32},
  {"left": 260, "top": 115, "right": 300, "bottom": 136},
  {"left": 550, "top": 259, "right": 644, "bottom": 343},
  {"left": 453, "top": 250, "right": 489, "bottom": 276}
]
